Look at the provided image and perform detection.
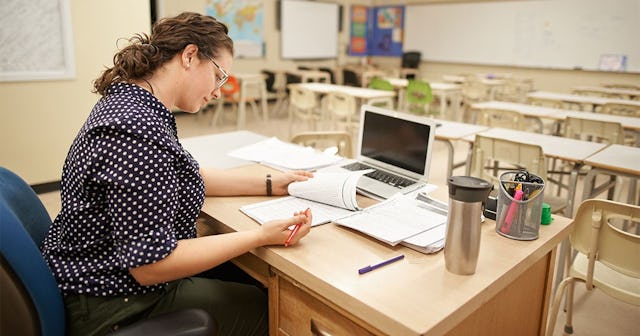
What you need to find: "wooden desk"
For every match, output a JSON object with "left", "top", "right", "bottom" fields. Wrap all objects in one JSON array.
[
  {"left": 180, "top": 131, "right": 267, "bottom": 169},
  {"left": 198, "top": 163, "right": 572, "bottom": 336}
]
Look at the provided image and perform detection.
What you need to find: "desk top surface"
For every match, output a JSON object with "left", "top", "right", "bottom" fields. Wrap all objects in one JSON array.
[
  {"left": 472, "top": 127, "right": 608, "bottom": 162},
  {"left": 292, "top": 82, "right": 396, "bottom": 98},
  {"left": 527, "top": 91, "right": 640, "bottom": 106},
  {"left": 200, "top": 164, "right": 572, "bottom": 336},
  {"left": 583, "top": 144, "right": 640, "bottom": 176}
]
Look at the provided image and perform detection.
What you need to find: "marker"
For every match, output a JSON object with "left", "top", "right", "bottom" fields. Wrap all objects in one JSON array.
[
  {"left": 358, "top": 255, "right": 405, "bottom": 275},
  {"left": 501, "top": 185, "right": 523, "bottom": 234},
  {"left": 285, "top": 208, "right": 310, "bottom": 247}
]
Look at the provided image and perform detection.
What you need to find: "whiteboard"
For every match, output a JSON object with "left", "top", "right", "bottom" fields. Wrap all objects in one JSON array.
[
  {"left": 405, "top": 0, "right": 640, "bottom": 72},
  {"left": 280, "top": 0, "right": 339, "bottom": 59},
  {"left": 0, "top": 0, "right": 76, "bottom": 81}
]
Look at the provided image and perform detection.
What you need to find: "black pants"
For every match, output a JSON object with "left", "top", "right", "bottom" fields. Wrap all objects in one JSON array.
[{"left": 64, "top": 262, "right": 268, "bottom": 336}]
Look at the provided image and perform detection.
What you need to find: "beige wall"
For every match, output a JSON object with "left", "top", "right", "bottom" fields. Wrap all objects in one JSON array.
[
  {"left": 0, "top": 0, "right": 151, "bottom": 184},
  {"left": 2, "top": 0, "right": 638, "bottom": 184}
]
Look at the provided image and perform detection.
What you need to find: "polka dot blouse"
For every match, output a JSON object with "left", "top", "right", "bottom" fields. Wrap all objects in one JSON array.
[{"left": 42, "top": 82, "right": 205, "bottom": 296}]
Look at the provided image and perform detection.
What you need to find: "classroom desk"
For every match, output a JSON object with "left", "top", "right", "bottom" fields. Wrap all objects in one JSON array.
[
  {"left": 180, "top": 131, "right": 267, "bottom": 169},
  {"left": 433, "top": 119, "right": 488, "bottom": 178},
  {"left": 292, "top": 82, "right": 396, "bottom": 106},
  {"left": 572, "top": 85, "right": 640, "bottom": 99},
  {"left": 527, "top": 91, "right": 640, "bottom": 111},
  {"left": 196, "top": 162, "right": 572, "bottom": 336},
  {"left": 286, "top": 69, "right": 332, "bottom": 83},
  {"left": 385, "top": 78, "right": 462, "bottom": 120},
  {"left": 466, "top": 128, "right": 608, "bottom": 217},
  {"left": 581, "top": 144, "right": 640, "bottom": 204},
  {"left": 472, "top": 101, "right": 640, "bottom": 141}
]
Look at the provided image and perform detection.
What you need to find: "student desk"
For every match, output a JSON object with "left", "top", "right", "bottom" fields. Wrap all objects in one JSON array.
[
  {"left": 292, "top": 82, "right": 396, "bottom": 106},
  {"left": 572, "top": 85, "right": 640, "bottom": 99},
  {"left": 433, "top": 119, "right": 488, "bottom": 178},
  {"left": 197, "top": 163, "right": 572, "bottom": 336},
  {"left": 526, "top": 91, "right": 640, "bottom": 111},
  {"left": 286, "top": 69, "right": 332, "bottom": 83},
  {"left": 465, "top": 128, "right": 608, "bottom": 217},
  {"left": 582, "top": 144, "right": 640, "bottom": 204}
]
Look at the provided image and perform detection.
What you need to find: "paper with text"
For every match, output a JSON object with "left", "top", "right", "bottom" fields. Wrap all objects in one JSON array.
[
  {"left": 335, "top": 193, "right": 447, "bottom": 245},
  {"left": 240, "top": 196, "right": 353, "bottom": 227}
]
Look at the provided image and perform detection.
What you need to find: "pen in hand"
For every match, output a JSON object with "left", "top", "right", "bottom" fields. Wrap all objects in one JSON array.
[{"left": 285, "top": 208, "right": 310, "bottom": 247}]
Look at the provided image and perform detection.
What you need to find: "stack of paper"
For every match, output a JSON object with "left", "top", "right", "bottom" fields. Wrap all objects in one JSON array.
[{"left": 228, "top": 137, "right": 345, "bottom": 171}]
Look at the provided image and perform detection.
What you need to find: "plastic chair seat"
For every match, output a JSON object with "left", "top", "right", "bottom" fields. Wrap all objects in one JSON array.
[{"left": 570, "top": 253, "right": 640, "bottom": 305}]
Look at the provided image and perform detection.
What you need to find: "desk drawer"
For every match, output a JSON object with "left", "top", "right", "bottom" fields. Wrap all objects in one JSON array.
[{"left": 275, "top": 274, "right": 374, "bottom": 336}]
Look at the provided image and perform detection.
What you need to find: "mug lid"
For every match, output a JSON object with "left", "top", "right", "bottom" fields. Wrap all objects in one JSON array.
[{"left": 448, "top": 176, "right": 493, "bottom": 202}]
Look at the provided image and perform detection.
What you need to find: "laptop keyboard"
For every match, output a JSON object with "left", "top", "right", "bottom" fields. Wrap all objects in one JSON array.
[{"left": 342, "top": 162, "right": 415, "bottom": 188}]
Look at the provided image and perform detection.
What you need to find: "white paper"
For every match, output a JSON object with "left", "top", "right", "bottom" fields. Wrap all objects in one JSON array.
[
  {"left": 228, "top": 137, "right": 344, "bottom": 171},
  {"left": 335, "top": 193, "right": 448, "bottom": 245},
  {"left": 240, "top": 196, "right": 353, "bottom": 227}
]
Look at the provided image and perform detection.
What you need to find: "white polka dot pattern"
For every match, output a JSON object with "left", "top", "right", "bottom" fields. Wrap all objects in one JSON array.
[{"left": 42, "top": 82, "right": 205, "bottom": 296}]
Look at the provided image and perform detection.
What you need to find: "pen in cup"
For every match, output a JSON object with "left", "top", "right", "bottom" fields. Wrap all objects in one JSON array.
[{"left": 285, "top": 208, "right": 310, "bottom": 247}]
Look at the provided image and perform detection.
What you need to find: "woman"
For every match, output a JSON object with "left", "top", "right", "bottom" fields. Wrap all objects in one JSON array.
[{"left": 42, "top": 12, "right": 312, "bottom": 336}]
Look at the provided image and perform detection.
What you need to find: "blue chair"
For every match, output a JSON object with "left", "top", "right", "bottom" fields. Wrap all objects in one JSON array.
[{"left": 0, "top": 167, "right": 216, "bottom": 336}]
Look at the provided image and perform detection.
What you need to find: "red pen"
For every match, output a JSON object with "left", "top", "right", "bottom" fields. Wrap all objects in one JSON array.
[{"left": 285, "top": 208, "right": 310, "bottom": 247}]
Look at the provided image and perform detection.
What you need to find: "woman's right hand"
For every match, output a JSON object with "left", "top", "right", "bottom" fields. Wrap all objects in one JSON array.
[{"left": 260, "top": 209, "right": 312, "bottom": 246}]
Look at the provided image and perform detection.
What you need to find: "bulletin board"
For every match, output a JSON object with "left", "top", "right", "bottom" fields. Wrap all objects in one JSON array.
[
  {"left": 0, "top": 0, "right": 76, "bottom": 82},
  {"left": 404, "top": 0, "right": 640, "bottom": 72}
]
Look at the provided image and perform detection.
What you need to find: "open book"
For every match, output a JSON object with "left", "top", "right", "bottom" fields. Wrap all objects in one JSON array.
[
  {"left": 240, "top": 171, "right": 368, "bottom": 227},
  {"left": 240, "top": 171, "right": 448, "bottom": 249}
]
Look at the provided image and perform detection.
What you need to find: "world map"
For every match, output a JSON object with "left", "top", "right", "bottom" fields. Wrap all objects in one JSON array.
[{"left": 206, "top": 0, "right": 264, "bottom": 58}]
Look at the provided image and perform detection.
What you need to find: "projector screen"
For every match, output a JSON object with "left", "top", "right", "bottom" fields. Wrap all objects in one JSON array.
[{"left": 280, "top": 0, "right": 339, "bottom": 59}]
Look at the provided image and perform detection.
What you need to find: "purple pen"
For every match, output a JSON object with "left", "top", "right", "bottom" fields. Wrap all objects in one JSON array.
[{"left": 358, "top": 255, "right": 405, "bottom": 275}]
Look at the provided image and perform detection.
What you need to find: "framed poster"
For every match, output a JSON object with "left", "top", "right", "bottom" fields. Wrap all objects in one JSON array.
[{"left": 0, "top": 0, "right": 76, "bottom": 82}]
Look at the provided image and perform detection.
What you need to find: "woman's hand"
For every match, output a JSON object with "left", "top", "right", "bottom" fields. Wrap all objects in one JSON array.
[
  {"left": 271, "top": 170, "right": 314, "bottom": 195},
  {"left": 260, "top": 209, "right": 312, "bottom": 246}
]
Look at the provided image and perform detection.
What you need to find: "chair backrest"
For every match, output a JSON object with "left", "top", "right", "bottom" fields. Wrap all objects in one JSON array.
[
  {"left": 406, "top": 79, "right": 433, "bottom": 114},
  {"left": 469, "top": 135, "right": 547, "bottom": 188},
  {"left": 291, "top": 131, "right": 354, "bottom": 158},
  {"left": 342, "top": 69, "right": 360, "bottom": 87},
  {"left": 601, "top": 102, "right": 640, "bottom": 117},
  {"left": 564, "top": 117, "right": 624, "bottom": 145},
  {"left": 325, "top": 91, "right": 357, "bottom": 124},
  {"left": 570, "top": 199, "right": 640, "bottom": 286},
  {"left": 476, "top": 108, "right": 527, "bottom": 131},
  {"left": 461, "top": 79, "right": 488, "bottom": 103},
  {"left": 0, "top": 167, "right": 65, "bottom": 336},
  {"left": 368, "top": 77, "right": 394, "bottom": 91},
  {"left": 526, "top": 96, "right": 562, "bottom": 109},
  {"left": 401, "top": 51, "right": 421, "bottom": 69},
  {"left": 261, "top": 70, "right": 276, "bottom": 92},
  {"left": 220, "top": 75, "right": 240, "bottom": 96},
  {"left": 317, "top": 67, "right": 336, "bottom": 84},
  {"left": 289, "top": 85, "right": 317, "bottom": 110}
]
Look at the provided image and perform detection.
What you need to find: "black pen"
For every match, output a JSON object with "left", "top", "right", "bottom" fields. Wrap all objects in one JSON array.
[{"left": 358, "top": 255, "right": 405, "bottom": 275}]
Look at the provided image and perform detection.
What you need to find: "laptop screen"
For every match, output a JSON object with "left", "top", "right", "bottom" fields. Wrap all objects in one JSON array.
[{"left": 359, "top": 105, "right": 434, "bottom": 177}]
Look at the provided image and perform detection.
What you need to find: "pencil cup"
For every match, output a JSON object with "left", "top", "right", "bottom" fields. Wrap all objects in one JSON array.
[
  {"left": 496, "top": 171, "right": 545, "bottom": 241},
  {"left": 444, "top": 176, "right": 493, "bottom": 275}
]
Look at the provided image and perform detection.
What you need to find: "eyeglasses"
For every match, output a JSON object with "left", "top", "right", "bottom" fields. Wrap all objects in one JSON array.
[{"left": 207, "top": 57, "right": 229, "bottom": 90}]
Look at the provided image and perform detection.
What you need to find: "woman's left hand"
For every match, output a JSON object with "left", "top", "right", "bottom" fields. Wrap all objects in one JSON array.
[{"left": 271, "top": 170, "right": 313, "bottom": 195}]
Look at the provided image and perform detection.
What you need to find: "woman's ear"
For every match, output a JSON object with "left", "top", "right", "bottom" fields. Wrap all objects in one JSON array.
[{"left": 182, "top": 44, "right": 199, "bottom": 69}]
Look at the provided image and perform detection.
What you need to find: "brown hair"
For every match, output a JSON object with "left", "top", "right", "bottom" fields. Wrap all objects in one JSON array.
[{"left": 93, "top": 12, "right": 233, "bottom": 96}]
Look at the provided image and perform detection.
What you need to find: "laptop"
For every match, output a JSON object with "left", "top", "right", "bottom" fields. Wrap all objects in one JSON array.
[{"left": 338, "top": 104, "right": 436, "bottom": 200}]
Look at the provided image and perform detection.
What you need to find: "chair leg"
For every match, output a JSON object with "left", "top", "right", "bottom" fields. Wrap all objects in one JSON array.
[
  {"left": 546, "top": 277, "right": 580, "bottom": 336},
  {"left": 563, "top": 280, "right": 576, "bottom": 334}
]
